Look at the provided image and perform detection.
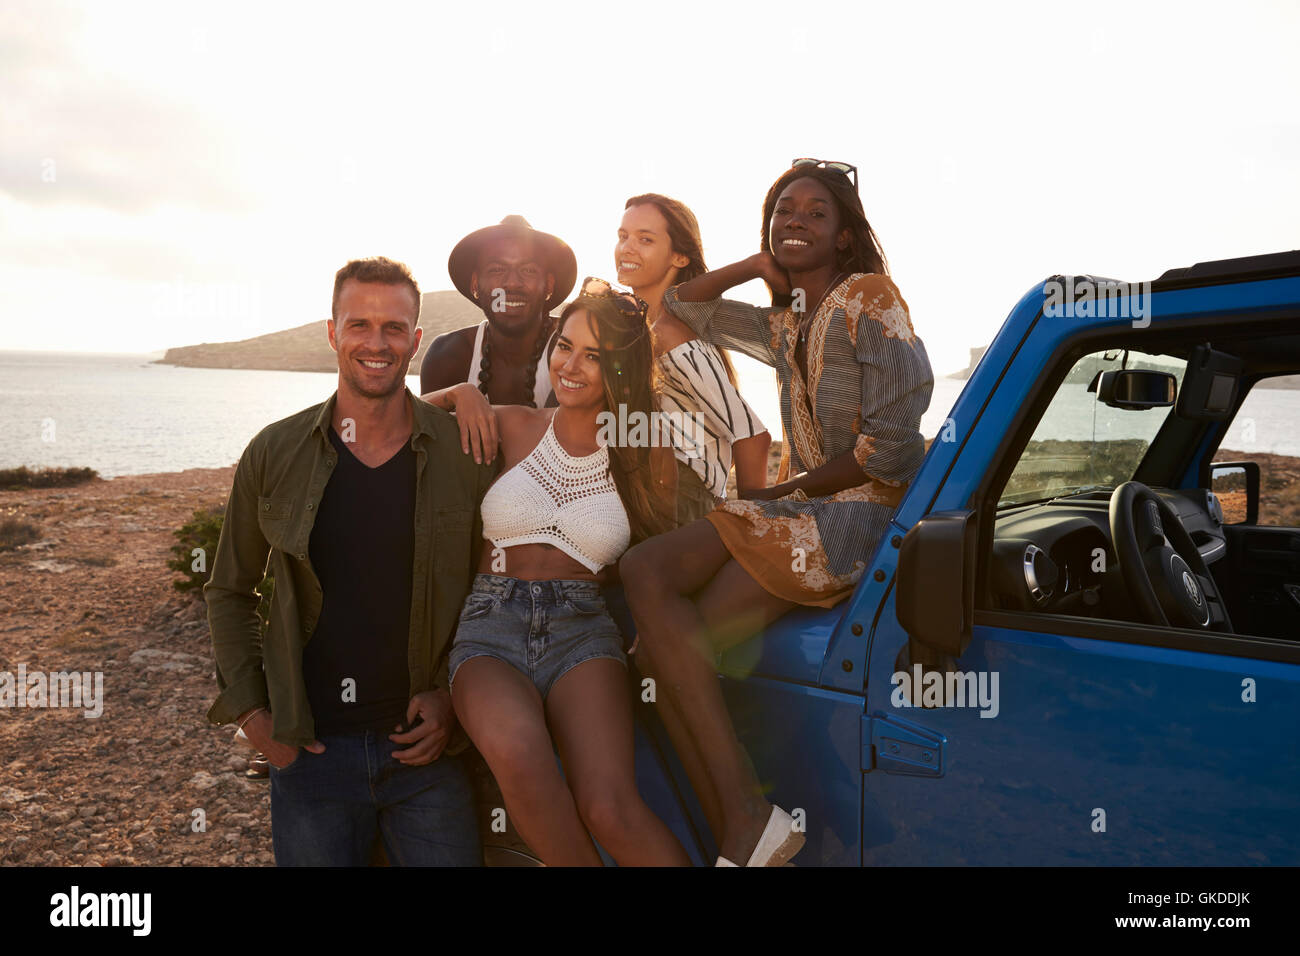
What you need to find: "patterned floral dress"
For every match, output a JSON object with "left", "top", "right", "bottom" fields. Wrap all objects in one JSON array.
[{"left": 664, "top": 273, "right": 933, "bottom": 607}]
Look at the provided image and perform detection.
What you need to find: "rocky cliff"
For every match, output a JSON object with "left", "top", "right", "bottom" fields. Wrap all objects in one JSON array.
[{"left": 157, "top": 290, "right": 484, "bottom": 373}]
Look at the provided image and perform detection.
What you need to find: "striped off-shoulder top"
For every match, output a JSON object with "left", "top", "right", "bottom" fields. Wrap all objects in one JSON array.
[{"left": 656, "top": 338, "right": 767, "bottom": 499}]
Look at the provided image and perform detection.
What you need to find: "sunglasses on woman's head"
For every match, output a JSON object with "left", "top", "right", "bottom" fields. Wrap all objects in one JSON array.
[
  {"left": 579, "top": 276, "right": 649, "bottom": 321},
  {"left": 791, "top": 157, "right": 858, "bottom": 190}
]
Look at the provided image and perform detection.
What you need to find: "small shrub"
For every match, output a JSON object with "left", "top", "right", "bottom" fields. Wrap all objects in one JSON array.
[
  {"left": 0, "top": 518, "right": 41, "bottom": 551},
  {"left": 168, "top": 505, "right": 274, "bottom": 634},
  {"left": 0, "top": 466, "right": 99, "bottom": 490}
]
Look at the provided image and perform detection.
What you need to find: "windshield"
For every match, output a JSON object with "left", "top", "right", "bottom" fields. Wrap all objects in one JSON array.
[{"left": 999, "top": 349, "right": 1187, "bottom": 506}]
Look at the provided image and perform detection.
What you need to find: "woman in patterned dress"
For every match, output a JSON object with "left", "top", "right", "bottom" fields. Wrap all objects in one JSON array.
[{"left": 620, "top": 161, "right": 934, "bottom": 866}]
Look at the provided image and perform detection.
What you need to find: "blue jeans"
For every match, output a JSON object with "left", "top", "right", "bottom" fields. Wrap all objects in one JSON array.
[
  {"left": 269, "top": 731, "right": 481, "bottom": 866},
  {"left": 448, "top": 575, "right": 627, "bottom": 699}
]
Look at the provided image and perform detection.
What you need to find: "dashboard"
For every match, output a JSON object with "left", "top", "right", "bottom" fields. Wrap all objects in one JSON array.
[{"left": 990, "top": 487, "right": 1227, "bottom": 617}]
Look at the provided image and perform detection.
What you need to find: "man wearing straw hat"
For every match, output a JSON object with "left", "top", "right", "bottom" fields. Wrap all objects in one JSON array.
[{"left": 419, "top": 215, "right": 577, "bottom": 408}]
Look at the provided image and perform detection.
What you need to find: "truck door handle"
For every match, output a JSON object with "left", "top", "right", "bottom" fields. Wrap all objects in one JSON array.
[
  {"left": 862, "top": 713, "right": 946, "bottom": 777},
  {"left": 1283, "top": 583, "right": 1300, "bottom": 611}
]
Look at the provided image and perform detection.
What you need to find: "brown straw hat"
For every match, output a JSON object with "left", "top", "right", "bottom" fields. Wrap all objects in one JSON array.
[{"left": 447, "top": 215, "right": 577, "bottom": 313}]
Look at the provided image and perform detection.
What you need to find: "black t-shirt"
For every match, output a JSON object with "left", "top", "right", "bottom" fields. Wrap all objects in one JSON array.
[{"left": 303, "top": 426, "right": 415, "bottom": 736}]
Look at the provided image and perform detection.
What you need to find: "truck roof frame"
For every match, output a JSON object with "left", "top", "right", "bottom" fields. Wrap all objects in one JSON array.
[{"left": 1153, "top": 249, "right": 1300, "bottom": 290}]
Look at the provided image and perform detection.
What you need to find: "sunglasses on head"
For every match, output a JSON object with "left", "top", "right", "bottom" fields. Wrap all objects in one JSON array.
[
  {"left": 578, "top": 276, "right": 649, "bottom": 322},
  {"left": 791, "top": 157, "right": 858, "bottom": 190}
]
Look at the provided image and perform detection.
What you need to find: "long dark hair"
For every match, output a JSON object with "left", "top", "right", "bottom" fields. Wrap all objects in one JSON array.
[
  {"left": 759, "top": 166, "right": 889, "bottom": 277},
  {"left": 624, "top": 192, "right": 738, "bottom": 387},
  {"left": 557, "top": 294, "right": 675, "bottom": 543}
]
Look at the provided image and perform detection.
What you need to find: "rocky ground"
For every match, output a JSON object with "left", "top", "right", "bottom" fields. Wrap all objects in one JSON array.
[{"left": 0, "top": 466, "right": 272, "bottom": 867}]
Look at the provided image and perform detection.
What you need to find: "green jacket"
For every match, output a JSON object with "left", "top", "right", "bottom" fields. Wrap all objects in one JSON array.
[{"left": 204, "top": 389, "right": 497, "bottom": 752}]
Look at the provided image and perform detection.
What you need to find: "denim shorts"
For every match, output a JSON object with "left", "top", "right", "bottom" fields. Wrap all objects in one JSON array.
[{"left": 449, "top": 574, "right": 626, "bottom": 699}]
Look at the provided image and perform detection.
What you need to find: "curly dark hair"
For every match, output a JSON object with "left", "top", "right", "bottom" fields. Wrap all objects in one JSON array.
[{"left": 759, "top": 166, "right": 889, "bottom": 277}]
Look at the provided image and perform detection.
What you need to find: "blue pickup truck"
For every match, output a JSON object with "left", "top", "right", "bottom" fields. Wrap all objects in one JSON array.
[{"left": 479, "top": 249, "right": 1300, "bottom": 866}]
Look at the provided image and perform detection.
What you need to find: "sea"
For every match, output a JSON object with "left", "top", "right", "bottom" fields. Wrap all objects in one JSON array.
[{"left": 1, "top": 351, "right": 1295, "bottom": 478}]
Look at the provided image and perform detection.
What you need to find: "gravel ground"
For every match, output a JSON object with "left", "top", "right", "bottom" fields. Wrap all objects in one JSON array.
[{"left": 0, "top": 466, "right": 275, "bottom": 867}]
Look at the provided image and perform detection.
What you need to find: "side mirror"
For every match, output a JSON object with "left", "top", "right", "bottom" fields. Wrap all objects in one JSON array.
[
  {"left": 1210, "top": 461, "right": 1260, "bottom": 525},
  {"left": 897, "top": 510, "right": 976, "bottom": 659},
  {"left": 1095, "top": 369, "right": 1177, "bottom": 409}
]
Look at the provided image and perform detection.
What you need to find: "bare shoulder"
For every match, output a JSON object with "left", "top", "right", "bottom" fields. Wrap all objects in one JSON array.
[
  {"left": 495, "top": 405, "right": 553, "bottom": 466},
  {"left": 651, "top": 311, "right": 697, "bottom": 354},
  {"left": 433, "top": 326, "right": 479, "bottom": 363},
  {"left": 419, "top": 326, "right": 478, "bottom": 391}
]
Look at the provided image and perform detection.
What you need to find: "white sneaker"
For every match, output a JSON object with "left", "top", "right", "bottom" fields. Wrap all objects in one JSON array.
[{"left": 744, "top": 806, "right": 805, "bottom": 867}]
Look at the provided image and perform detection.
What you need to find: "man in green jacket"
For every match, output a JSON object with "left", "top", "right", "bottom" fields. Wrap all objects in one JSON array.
[{"left": 205, "top": 256, "right": 497, "bottom": 866}]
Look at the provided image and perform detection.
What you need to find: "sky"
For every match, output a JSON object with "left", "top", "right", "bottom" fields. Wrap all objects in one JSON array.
[{"left": 2, "top": 0, "right": 1298, "bottom": 377}]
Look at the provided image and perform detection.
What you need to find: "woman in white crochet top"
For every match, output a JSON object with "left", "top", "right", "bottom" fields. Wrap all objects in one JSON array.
[{"left": 423, "top": 278, "right": 687, "bottom": 865}]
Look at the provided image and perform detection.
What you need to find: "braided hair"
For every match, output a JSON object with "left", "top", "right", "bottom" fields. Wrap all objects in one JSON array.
[{"left": 476, "top": 313, "right": 555, "bottom": 408}]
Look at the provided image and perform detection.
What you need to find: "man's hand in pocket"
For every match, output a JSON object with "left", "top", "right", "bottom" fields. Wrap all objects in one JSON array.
[{"left": 239, "top": 708, "right": 325, "bottom": 768}]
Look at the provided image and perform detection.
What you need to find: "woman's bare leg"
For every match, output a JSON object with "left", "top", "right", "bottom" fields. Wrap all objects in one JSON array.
[
  {"left": 621, "top": 521, "right": 795, "bottom": 863},
  {"left": 452, "top": 657, "right": 602, "bottom": 866},
  {"left": 632, "top": 643, "right": 724, "bottom": 844},
  {"left": 545, "top": 658, "right": 690, "bottom": 866},
  {"left": 693, "top": 557, "right": 798, "bottom": 652},
  {"left": 620, "top": 521, "right": 731, "bottom": 844}
]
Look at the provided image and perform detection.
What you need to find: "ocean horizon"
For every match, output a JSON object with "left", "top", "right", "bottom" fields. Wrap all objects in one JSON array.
[{"left": 1, "top": 350, "right": 1294, "bottom": 479}]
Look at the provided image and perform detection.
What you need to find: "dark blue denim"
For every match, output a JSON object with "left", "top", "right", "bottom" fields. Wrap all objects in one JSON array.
[{"left": 269, "top": 730, "right": 480, "bottom": 866}]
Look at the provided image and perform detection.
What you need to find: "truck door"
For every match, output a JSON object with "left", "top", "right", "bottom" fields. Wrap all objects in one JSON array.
[{"left": 862, "top": 586, "right": 1300, "bottom": 864}]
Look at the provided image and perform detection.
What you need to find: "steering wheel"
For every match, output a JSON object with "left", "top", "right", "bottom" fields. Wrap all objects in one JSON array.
[{"left": 1108, "top": 481, "right": 1232, "bottom": 632}]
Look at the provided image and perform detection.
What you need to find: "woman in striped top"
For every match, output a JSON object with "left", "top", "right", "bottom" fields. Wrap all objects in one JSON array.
[
  {"left": 616, "top": 194, "right": 771, "bottom": 525},
  {"left": 620, "top": 162, "right": 933, "bottom": 866}
]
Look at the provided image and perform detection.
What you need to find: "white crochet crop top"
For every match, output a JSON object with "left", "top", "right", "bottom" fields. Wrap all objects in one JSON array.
[{"left": 479, "top": 415, "right": 631, "bottom": 573}]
